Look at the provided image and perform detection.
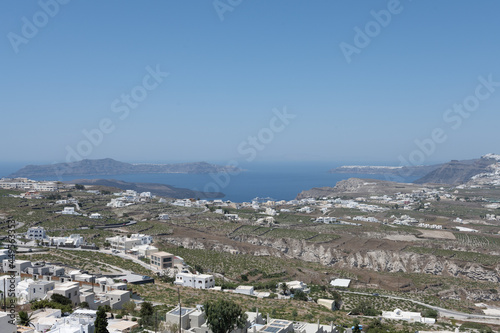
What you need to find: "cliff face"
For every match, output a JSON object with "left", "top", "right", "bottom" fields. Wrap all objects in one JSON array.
[
  {"left": 160, "top": 235, "right": 500, "bottom": 284},
  {"left": 296, "top": 178, "right": 424, "bottom": 199},
  {"left": 330, "top": 165, "right": 440, "bottom": 177},
  {"left": 414, "top": 158, "right": 496, "bottom": 184}
]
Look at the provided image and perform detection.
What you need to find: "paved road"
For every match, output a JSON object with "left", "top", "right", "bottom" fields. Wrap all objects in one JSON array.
[{"left": 340, "top": 290, "right": 500, "bottom": 324}]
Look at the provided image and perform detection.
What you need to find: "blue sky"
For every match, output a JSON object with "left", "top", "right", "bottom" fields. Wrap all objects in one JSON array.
[{"left": 1, "top": 0, "right": 500, "bottom": 166}]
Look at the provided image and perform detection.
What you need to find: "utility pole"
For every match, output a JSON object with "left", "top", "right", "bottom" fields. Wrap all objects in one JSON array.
[
  {"left": 178, "top": 287, "right": 182, "bottom": 333},
  {"left": 155, "top": 310, "right": 158, "bottom": 333},
  {"left": 3, "top": 278, "right": 6, "bottom": 312}
]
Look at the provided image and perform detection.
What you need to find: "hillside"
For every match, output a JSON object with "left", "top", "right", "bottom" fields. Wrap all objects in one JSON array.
[
  {"left": 9, "top": 158, "right": 241, "bottom": 178},
  {"left": 296, "top": 178, "right": 428, "bottom": 199},
  {"left": 414, "top": 156, "right": 497, "bottom": 185},
  {"left": 67, "top": 178, "right": 225, "bottom": 199}
]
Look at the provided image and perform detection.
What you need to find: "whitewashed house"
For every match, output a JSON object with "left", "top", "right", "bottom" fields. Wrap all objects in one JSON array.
[
  {"left": 26, "top": 226, "right": 47, "bottom": 240},
  {"left": 175, "top": 272, "right": 215, "bottom": 289}
]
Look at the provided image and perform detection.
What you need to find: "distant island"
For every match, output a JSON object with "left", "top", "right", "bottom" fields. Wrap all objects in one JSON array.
[
  {"left": 330, "top": 154, "right": 500, "bottom": 185},
  {"left": 330, "top": 164, "right": 441, "bottom": 177},
  {"left": 67, "top": 178, "right": 225, "bottom": 199},
  {"left": 9, "top": 158, "right": 241, "bottom": 178}
]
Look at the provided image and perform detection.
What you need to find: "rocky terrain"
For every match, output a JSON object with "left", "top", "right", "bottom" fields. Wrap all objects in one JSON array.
[
  {"left": 161, "top": 234, "right": 500, "bottom": 285},
  {"left": 296, "top": 177, "right": 427, "bottom": 199},
  {"left": 9, "top": 158, "right": 241, "bottom": 178},
  {"left": 414, "top": 157, "right": 497, "bottom": 185},
  {"left": 331, "top": 155, "right": 500, "bottom": 186}
]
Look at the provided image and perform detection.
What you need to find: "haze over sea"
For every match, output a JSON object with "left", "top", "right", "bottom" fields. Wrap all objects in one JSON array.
[{"left": 0, "top": 162, "right": 419, "bottom": 203}]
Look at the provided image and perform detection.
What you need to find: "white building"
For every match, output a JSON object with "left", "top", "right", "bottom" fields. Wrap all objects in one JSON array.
[
  {"left": 382, "top": 308, "right": 436, "bottom": 324},
  {"left": 2, "top": 259, "right": 32, "bottom": 275},
  {"left": 225, "top": 213, "right": 240, "bottom": 221},
  {"left": 265, "top": 207, "right": 277, "bottom": 216},
  {"left": 106, "top": 233, "right": 153, "bottom": 252},
  {"left": 48, "top": 234, "right": 84, "bottom": 247},
  {"left": 279, "top": 281, "right": 309, "bottom": 293},
  {"left": 34, "top": 182, "right": 58, "bottom": 192},
  {"left": 96, "top": 277, "right": 127, "bottom": 293},
  {"left": 16, "top": 279, "right": 55, "bottom": 303},
  {"left": 31, "top": 308, "right": 62, "bottom": 333},
  {"left": 89, "top": 213, "right": 102, "bottom": 219},
  {"left": 46, "top": 309, "right": 97, "bottom": 333},
  {"left": 314, "top": 217, "right": 337, "bottom": 224},
  {"left": 317, "top": 299, "right": 336, "bottom": 311},
  {"left": 298, "top": 206, "right": 314, "bottom": 214},
  {"left": 234, "top": 285, "right": 255, "bottom": 296},
  {"left": 107, "top": 198, "right": 128, "bottom": 208},
  {"left": 175, "top": 272, "right": 215, "bottom": 289},
  {"left": 104, "top": 289, "right": 131, "bottom": 310},
  {"left": 130, "top": 244, "right": 158, "bottom": 258},
  {"left": 26, "top": 226, "right": 47, "bottom": 240},
  {"left": 48, "top": 281, "right": 81, "bottom": 306},
  {"left": 330, "top": 278, "right": 351, "bottom": 288},
  {"left": 61, "top": 206, "right": 78, "bottom": 215}
]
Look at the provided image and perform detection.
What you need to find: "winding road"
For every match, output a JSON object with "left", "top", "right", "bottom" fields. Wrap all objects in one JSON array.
[{"left": 340, "top": 290, "right": 500, "bottom": 324}]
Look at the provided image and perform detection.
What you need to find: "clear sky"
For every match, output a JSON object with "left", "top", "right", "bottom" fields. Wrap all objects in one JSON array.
[{"left": 1, "top": 0, "right": 500, "bottom": 166}]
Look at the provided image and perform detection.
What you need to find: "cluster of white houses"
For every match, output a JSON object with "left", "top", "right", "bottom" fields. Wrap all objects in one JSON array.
[
  {"left": 0, "top": 178, "right": 64, "bottom": 191},
  {"left": 106, "top": 189, "right": 153, "bottom": 207},
  {"left": 25, "top": 227, "right": 86, "bottom": 247},
  {"left": 164, "top": 306, "right": 340, "bottom": 333},
  {"left": 0, "top": 258, "right": 132, "bottom": 312}
]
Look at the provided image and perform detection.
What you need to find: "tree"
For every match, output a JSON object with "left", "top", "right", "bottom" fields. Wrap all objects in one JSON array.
[
  {"left": 75, "top": 184, "right": 85, "bottom": 190},
  {"left": 51, "top": 293, "right": 72, "bottom": 306},
  {"left": 203, "top": 299, "right": 247, "bottom": 333},
  {"left": 80, "top": 301, "right": 90, "bottom": 309},
  {"left": 280, "top": 282, "right": 289, "bottom": 295},
  {"left": 292, "top": 289, "right": 308, "bottom": 301},
  {"left": 140, "top": 301, "right": 154, "bottom": 328},
  {"left": 330, "top": 290, "right": 342, "bottom": 309},
  {"left": 18, "top": 311, "right": 34, "bottom": 327},
  {"left": 422, "top": 308, "right": 438, "bottom": 319},
  {"left": 95, "top": 306, "right": 109, "bottom": 333},
  {"left": 352, "top": 319, "right": 361, "bottom": 333},
  {"left": 123, "top": 300, "right": 136, "bottom": 315}
]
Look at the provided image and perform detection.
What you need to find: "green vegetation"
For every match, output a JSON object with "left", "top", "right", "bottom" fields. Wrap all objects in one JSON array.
[
  {"left": 31, "top": 294, "right": 73, "bottom": 313},
  {"left": 203, "top": 298, "right": 247, "bottom": 333},
  {"left": 349, "top": 301, "right": 381, "bottom": 316},
  {"left": 95, "top": 306, "right": 109, "bottom": 333},
  {"left": 18, "top": 311, "right": 34, "bottom": 327},
  {"left": 459, "top": 322, "right": 493, "bottom": 333}
]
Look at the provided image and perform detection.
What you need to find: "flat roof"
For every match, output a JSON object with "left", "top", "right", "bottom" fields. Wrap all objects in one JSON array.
[
  {"left": 107, "top": 289, "right": 130, "bottom": 295},
  {"left": 169, "top": 307, "right": 194, "bottom": 316},
  {"left": 330, "top": 278, "right": 351, "bottom": 287},
  {"left": 236, "top": 285, "right": 254, "bottom": 290},
  {"left": 108, "top": 319, "right": 139, "bottom": 330},
  {"left": 151, "top": 251, "right": 174, "bottom": 257}
]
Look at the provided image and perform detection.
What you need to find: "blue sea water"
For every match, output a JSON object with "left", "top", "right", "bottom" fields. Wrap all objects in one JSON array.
[{"left": 0, "top": 162, "right": 419, "bottom": 202}]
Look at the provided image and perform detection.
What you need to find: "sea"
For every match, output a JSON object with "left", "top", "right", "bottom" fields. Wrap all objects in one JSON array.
[{"left": 0, "top": 162, "right": 419, "bottom": 203}]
